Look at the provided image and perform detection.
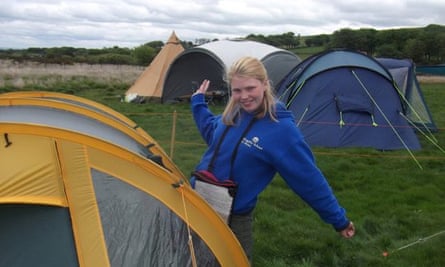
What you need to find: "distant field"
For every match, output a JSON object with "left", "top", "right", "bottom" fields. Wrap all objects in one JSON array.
[
  {"left": 0, "top": 59, "right": 143, "bottom": 88},
  {"left": 2, "top": 58, "right": 444, "bottom": 89},
  {"left": 291, "top": 46, "right": 325, "bottom": 60}
]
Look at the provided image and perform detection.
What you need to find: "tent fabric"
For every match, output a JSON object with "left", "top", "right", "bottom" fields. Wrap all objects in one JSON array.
[
  {"left": 0, "top": 90, "right": 184, "bottom": 177},
  {"left": 0, "top": 205, "right": 78, "bottom": 267},
  {"left": 161, "top": 39, "right": 301, "bottom": 103},
  {"left": 376, "top": 57, "right": 437, "bottom": 132},
  {"left": 125, "top": 31, "right": 184, "bottom": 102},
  {"left": 0, "top": 92, "right": 249, "bottom": 267},
  {"left": 276, "top": 49, "right": 421, "bottom": 151}
]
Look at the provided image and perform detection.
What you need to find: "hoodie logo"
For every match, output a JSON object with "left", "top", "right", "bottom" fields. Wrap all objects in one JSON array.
[{"left": 242, "top": 136, "right": 263, "bottom": 150}]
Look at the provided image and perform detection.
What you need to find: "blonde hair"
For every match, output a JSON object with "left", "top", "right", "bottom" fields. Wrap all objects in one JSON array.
[{"left": 222, "top": 56, "right": 277, "bottom": 125}]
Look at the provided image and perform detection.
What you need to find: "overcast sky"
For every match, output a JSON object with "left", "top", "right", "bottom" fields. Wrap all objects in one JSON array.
[{"left": 1, "top": 0, "right": 444, "bottom": 49}]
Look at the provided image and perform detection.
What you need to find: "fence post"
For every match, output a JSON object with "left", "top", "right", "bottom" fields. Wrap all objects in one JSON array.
[{"left": 170, "top": 110, "right": 177, "bottom": 159}]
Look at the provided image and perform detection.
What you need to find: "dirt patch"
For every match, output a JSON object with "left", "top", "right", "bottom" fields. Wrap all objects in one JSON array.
[{"left": 417, "top": 75, "right": 445, "bottom": 84}]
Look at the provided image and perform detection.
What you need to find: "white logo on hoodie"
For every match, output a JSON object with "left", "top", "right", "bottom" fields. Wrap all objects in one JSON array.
[{"left": 242, "top": 136, "right": 263, "bottom": 150}]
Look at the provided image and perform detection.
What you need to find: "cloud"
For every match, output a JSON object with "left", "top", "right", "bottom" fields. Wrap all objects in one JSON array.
[{"left": 1, "top": 0, "right": 444, "bottom": 49}]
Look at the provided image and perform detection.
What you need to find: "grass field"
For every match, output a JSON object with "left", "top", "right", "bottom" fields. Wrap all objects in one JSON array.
[
  {"left": 1, "top": 60, "right": 445, "bottom": 266},
  {"left": 291, "top": 46, "right": 325, "bottom": 60}
]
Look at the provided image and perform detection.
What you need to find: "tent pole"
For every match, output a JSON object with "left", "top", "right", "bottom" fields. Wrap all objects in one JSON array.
[
  {"left": 278, "top": 80, "right": 296, "bottom": 102},
  {"left": 170, "top": 110, "right": 177, "bottom": 159},
  {"left": 297, "top": 107, "right": 309, "bottom": 127},
  {"left": 286, "top": 81, "right": 305, "bottom": 109}
]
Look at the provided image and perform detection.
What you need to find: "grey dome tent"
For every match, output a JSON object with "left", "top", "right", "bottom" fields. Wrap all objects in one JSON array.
[
  {"left": 161, "top": 39, "right": 301, "bottom": 103},
  {"left": 376, "top": 57, "right": 437, "bottom": 132}
]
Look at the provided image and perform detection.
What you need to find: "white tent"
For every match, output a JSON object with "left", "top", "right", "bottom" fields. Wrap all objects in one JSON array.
[{"left": 161, "top": 39, "right": 301, "bottom": 103}]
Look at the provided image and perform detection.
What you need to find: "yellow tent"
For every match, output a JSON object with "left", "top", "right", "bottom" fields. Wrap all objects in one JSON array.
[
  {"left": 0, "top": 90, "right": 184, "bottom": 177},
  {"left": 125, "top": 31, "right": 185, "bottom": 102},
  {"left": 0, "top": 92, "right": 249, "bottom": 267}
]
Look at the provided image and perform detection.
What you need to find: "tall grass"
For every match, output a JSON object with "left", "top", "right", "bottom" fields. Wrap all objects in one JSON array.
[{"left": 1, "top": 62, "right": 444, "bottom": 267}]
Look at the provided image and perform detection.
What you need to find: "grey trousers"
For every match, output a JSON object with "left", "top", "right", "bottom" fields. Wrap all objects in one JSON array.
[{"left": 229, "top": 211, "right": 254, "bottom": 263}]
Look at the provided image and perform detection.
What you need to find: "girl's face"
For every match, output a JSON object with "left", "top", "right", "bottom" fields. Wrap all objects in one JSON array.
[{"left": 230, "top": 75, "right": 266, "bottom": 113}]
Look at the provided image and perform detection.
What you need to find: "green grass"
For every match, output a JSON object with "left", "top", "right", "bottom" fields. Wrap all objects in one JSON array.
[
  {"left": 291, "top": 46, "right": 325, "bottom": 60},
  {"left": 1, "top": 78, "right": 444, "bottom": 267}
]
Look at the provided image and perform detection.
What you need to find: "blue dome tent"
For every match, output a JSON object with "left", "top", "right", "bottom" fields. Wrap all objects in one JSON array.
[{"left": 276, "top": 49, "right": 421, "bottom": 151}]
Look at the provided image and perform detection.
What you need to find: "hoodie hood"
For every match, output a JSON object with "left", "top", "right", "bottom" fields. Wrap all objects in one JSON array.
[{"left": 274, "top": 100, "right": 295, "bottom": 121}]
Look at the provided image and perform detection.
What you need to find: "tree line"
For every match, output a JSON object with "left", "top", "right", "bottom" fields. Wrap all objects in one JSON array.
[
  {"left": 247, "top": 24, "right": 445, "bottom": 65},
  {"left": 0, "top": 40, "right": 194, "bottom": 66},
  {"left": 1, "top": 24, "right": 443, "bottom": 66}
]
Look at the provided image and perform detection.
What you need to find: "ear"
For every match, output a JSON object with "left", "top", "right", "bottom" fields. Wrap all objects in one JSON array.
[{"left": 262, "top": 80, "right": 269, "bottom": 91}]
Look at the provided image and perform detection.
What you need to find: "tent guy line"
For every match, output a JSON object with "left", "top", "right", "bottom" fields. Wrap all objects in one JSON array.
[{"left": 383, "top": 230, "right": 445, "bottom": 257}]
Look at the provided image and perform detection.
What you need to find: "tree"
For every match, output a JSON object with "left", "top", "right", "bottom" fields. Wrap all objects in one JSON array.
[
  {"left": 403, "top": 39, "right": 426, "bottom": 63},
  {"left": 133, "top": 45, "right": 156, "bottom": 65},
  {"left": 144, "top": 41, "right": 164, "bottom": 50},
  {"left": 356, "top": 28, "right": 378, "bottom": 54},
  {"left": 181, "top": 41, "right": 194, "bottom": 49},
  {"left": 246, "top": 34, "right": 268, "bottom": 44},
  {"left": 328, "top": 28, "right": 361, "bottom": 50},
  {"left": 277, "top": 32, "right": 300, "bottom": 48},
  {"left": 305, "top": 34, "right": 330, "bottom": 47},
  {"left": 94, "top": 53, "right": 134, "bottom": 65},
  {"left": 194, "top": 38, "right": 211, "bottom": 45},
  {"left": 420, "top": 25, "right": 445, "bottom": 64},
  {"left": 374, "top": 43, "right": 403, "bottom": 58}
]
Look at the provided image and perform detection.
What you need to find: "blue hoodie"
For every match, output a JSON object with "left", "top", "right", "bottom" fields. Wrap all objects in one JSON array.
[{"left": 191, "top": 94, "right": 350, "bottom": 231}]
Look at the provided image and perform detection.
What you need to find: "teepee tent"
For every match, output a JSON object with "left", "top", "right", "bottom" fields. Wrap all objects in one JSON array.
[
  {"left": 125, "top": 31, "right": 184, "bottom": 102},
  {"left": 276, "top": 49, "right": 421, "bottom": 151},
  {"left": 0, "top": 92, "right": 249, "bottom": 267}
]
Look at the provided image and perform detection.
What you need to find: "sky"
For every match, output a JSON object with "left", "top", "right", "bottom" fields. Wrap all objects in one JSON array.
[{"left": 1, "top": 0, "right": 445, "bottom": 49}]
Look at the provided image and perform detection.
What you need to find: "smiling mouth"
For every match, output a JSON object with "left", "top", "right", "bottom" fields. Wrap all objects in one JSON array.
[
  {"left": 241, "top": 102, "right": 252, "bottom": 108},
  {"left": 241, "top": 99, "right": 253, "bottom": 105}
]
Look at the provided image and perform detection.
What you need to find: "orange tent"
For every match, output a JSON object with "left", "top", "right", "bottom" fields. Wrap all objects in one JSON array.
[{"left": 125, "top": 31, "right": 184, "bottom": 102}]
